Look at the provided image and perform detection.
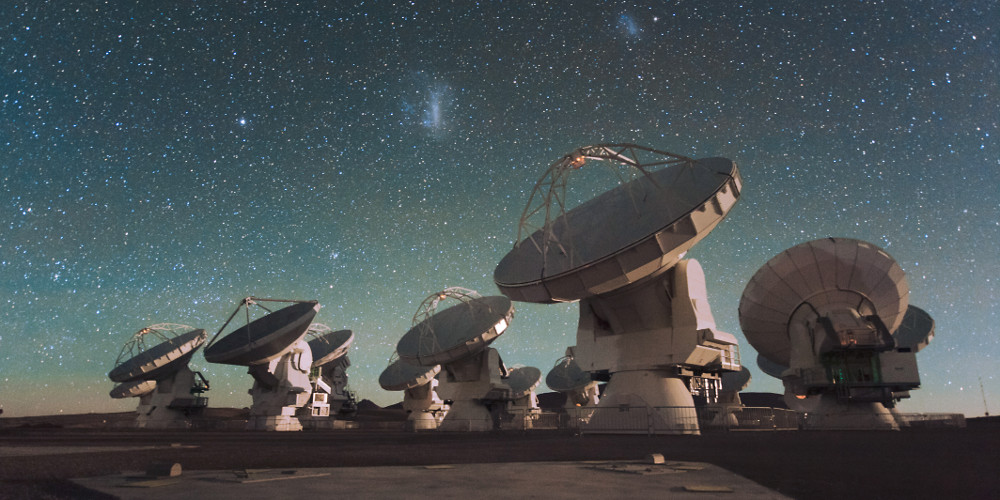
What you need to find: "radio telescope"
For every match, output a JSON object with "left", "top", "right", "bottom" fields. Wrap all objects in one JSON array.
[
  {"left": 503, "top": 366, "right": 543, "bottom": 429},
  {"left": 545, "top": 347, "right": 600, "bottom": 427},
  {"left": 304, "top": 325, "right": 356, "bottom": 423},
  {"left": 739, "top": 238, "right": 930, "bottom": 430},
  {"left": 396, "top": 287, "right": 514, "bottom": 431},
  {"left": 109, "top": 379, "right": 157, "bottom": 399},
  {"left": 756, "top": 354, "right": 787, "bottom": 380},
  {"left": 705, "top": 366, "right": 751, "bottom": 428},
  {"left": 894, "top": 305, "right": 935, "bottom": 353},
  {"left": 379, "top": 355, "right": 447, "bottom": 430},
  {"left": 108, "top": 324, "right": 210, "bottom": 428},
  {"left": 204, "top": 297, "right": 320, "bottom": 431},
  {"left": 494, "top": 144, "right": 742, "bottom": 434}
]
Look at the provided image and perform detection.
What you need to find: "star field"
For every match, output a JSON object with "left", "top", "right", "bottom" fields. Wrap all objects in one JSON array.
[{"left": 1, "top": 1, "right": 997, "bottom": 417}]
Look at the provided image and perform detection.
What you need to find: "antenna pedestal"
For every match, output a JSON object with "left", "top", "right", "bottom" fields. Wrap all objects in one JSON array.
[
  {"left": 133, "top": 366, "right": 208, "bottom": 429},
  {"left": 574, "top": 260, "right": 738, "bottom": 434},
  {"left": 309, "top": 356, "right": 354, "bottom": 418},
  {"left": 435, "top": 348, "right": 511, "bottom": 431},
  {"left": 589, "top": 370, "right": 700, "bottom": 434},
  {"left": 304, "top": 328, "right": 356, "bottom": 425},
  {"left": 403, "top": 380, "right": 448, "bottom": 431},
  {"left": 562, "top": 384, "right": 600, "bottom": 429},
  {"left": 503, "top": 390, "right": 541, "bottom": 430},
  {"left": 740, "top": 238, "right": 933, "bottom": 430},
  {"left": 546, "top": 349, "right": 600, "bottom": 428},
  {"left": 564, "top": 382, "right": 599, "bottom": 408},
  {"left": 247, "top": 339, "right": 313, "bottom": 431},
  {"left": 792, "top": 393, "right": 899, "bottom": 430},
  {"left": 500, "top": 366, "right": 543, "bottom": 429},
  {"left": 780, "top": 304, "right": 921, "bottom": 430},
  {"left": 704, "top": 390, "right": 743, "bottom": 429},
  {"left": 380, "top": 358, "right": 447, "bottom": 431}
]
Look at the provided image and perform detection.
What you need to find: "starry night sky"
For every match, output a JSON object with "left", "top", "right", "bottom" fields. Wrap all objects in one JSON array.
[{"left": 2, "top": 2, "right": 997, "bottom": 417}]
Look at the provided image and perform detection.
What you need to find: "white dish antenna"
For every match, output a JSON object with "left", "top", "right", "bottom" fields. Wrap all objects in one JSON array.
[
  {"left": 505, "top": 366, "right": 542, "bottom": 400},
  {"left": 204, "top": 297, "right": 320, "bottom": 366},
  {"left": 494, "top": 144, "right": 742, "bottom": 435},
  {"left": 205, "top": 297, "right": 321, "bottom": 431},
  {"left": 379, "top": 357, "right": 442, "bottom": 392},
  {"left": 300, "top": 324, "right": 355, "bottom": 426},
  {"left": 396, "top": 288, "right": 514, "bottom": 367},
  {"left": 894, "top": 305, "right": 935, "bottom": 352},
  {"left": 495, "top": 143, "right": 741, "bottom": 303},
  {"left": 307, "top": 326, "right": 355, "bottom": 368},
  {"left": 755, "top": 354, "right": 787, "bottom": 379},
  {"left": 738, "top": 237, "right": 909, "bottom": 367},
  {"left": 738, "top": 238, "right": 929, "bottom": 430},
  {"left": 545, "top": 352, "right": 600, "bottom": 427},
  {"left": 107, "top": 324, "right": 210, "bottom": 428},
  {"left": 396, "top": 287, "right": 515, "bottom": 431},
  {"left": 108, "top": 325, "right": 207, "bottom": 383},
  {"left": 545, "top": 356, "right": 594, "bottom": 393},
  {"left": 721, "top": 366, "right": 752, "bottom": 393},
  {"left": 379, "top": 353, "right": 448, "bottom": 431},
  {"left": 109, "top": 379, "right": 157, "bottom": 399}
]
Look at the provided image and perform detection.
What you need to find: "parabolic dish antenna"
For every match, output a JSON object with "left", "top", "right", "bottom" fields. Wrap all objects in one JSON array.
[
  {"left": 379, "top": 358, "right": 442, "bottom": 392},
  {"left": 756, "top": 354, "right": 788, "bottom": 379},
  {"left": 109, "top": 379, "right": 157, "bottom": 399},
  {"left": 205, "top": 298, "right": 320, "bottom": 366},
  {"left": 721, "top": 366, "right": 752, "bottom": 393},
  {"left": 545, "top": 356, "right": 593, "bottom": 393},
  {"left": 108, "top": 325, "right": 207, "bottom": 383},
  {"left": 397, "top": 287, "right": 515, "bottom": 432},
  {"left": 379, "top": 352, "right": 448, "bottom": 431},
  {"left": 396, "top": 289, "right": 514, "bottom": 367},
  {"left": 738, "top": 237, "right": 909, "bottom": 367},
  {"left": 893, "top": 305, "right": 935, "bottom": 352},
  {"left": 107, "top": 323, "right": 211, "bottom": 428},
  {"left": 495, "top": 143, "right": 742, "bottom": 303},
  {"left": 307, "top": 326, "right": 354, "bottom": 367},
  {"left": 505, "top": 366, "right": 542, "bottom": 400}
]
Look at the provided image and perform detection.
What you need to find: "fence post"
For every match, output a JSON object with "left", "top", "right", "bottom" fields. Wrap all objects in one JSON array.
[{"left": 647, "top": 405, "right": 654, "bottom": 436}]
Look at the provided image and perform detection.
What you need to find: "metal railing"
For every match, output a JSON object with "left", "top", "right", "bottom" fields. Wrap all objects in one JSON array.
[
  {"left": 896, "top": 412, "right": 966, "bottom": 428},
  {"left": 582, "top": 406, "right": 701, "bottom": 435},
  {"left": 343, "top": 407, "right": 964, "bottom": 432},
  {"left": 719, "top": 407, "right": 800, "bottom": 431}
]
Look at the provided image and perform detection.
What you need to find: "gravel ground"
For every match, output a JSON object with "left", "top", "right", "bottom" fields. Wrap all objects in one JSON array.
[{"left": 1, "top": 417, "right": 998, "bottom": 499}]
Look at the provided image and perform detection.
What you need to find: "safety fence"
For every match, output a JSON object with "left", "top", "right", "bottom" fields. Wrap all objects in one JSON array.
[
  {"left": 576, "top": 406, "right": 801, "bottom": 434},
  {"left": 797, "top": 410, "right": 967, "bottom": 430},
  {"left": 123, "top": 407, "right": 963, "bottom": 432},
  {"left": 722, "top": 406, "right": 801, "bottom": 431},
  {"left": 894, "top": 412, "right": 967, "bottom": 428}
]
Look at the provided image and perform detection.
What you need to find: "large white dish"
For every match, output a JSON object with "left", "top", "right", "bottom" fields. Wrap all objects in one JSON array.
[
  {"left": 378, "top": 359, "right": 441, "bottom": 391},
  {"left": 506, "top": 366, "right": 542, "bottom": 400},
  {"left": 495, "top": 145, "right": 741, "bottom": 303},
  {"left": 309, "top": 328, "right": 354, "bottom": 368},
  {"left": 739, "top": 238, "right": 909, "bottom": 366},
  {"left": 108, "top": 328, "right": 206, "bottom": 383},
  {"left": 205, "top": 301, "right": 320, "bottom": 366},
  {"left": 545, "top": 357, "right": 593, "bottom": 393},
  {"left": 396, "top": 295, "right": 514, "bottom": 367}
]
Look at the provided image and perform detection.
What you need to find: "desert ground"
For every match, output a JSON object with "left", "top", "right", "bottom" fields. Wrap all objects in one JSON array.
[{"left": 1, "top": 407, "right": 998, "bottom": 500}]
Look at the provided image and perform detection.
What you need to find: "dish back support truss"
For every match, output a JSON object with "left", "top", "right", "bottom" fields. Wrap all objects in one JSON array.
[
  {"left": 411, "top": 286, "right": 485, "bottom": 361},
  {"left": 514, "top": 143, "right": 696, "bottom": 269}
]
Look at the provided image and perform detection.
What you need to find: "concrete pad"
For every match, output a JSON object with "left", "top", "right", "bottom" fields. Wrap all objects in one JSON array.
[{"left": 75, "top": 460, "right": 792, "bottom": 499}]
